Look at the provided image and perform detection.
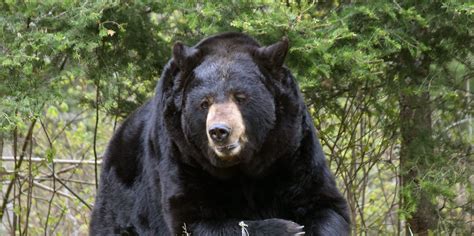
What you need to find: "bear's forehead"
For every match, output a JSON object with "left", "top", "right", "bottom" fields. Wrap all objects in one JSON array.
[{"left": 193, "top": 54, "right": 260, "bottom": 81}]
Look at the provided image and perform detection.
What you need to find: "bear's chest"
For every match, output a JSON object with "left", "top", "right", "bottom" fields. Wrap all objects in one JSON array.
[{"left": 190, "top": 178, "right": 292, "bottom": 219}]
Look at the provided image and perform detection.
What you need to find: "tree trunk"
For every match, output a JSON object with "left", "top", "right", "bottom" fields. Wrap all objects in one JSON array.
[
  {"left": 399, "top": 55, "right": 438, "bottom": 235},
  {"left": 0, "top": 133, "right": 3, "bottom": 156}
]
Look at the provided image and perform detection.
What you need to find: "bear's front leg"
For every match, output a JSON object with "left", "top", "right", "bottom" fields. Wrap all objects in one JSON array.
[
  {"left": 185, "top": 219, "right": 305, "bottom": 236},
  {"left": 162, "top": 188, "right": 305, "bottom": 235},
  {"left": 302, "top": 208, "right": 350, "bottom": 235}
]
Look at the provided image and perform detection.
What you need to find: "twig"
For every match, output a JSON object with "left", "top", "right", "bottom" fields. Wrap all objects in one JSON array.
[
  {"left": 0, "top": 119, "right": 37, "bottom": 220},
  {"left": 54, "top": 176, "right": 92, "bottom": 210},
  {"left": 22, "top": 135, "right": 34, "bottom": 236},
  {"left": 50, "top": 207, "right": 66, "bottom": 235},
  {"left": 93, "top": 79, "right": 100, "bottom": 190},
  {"left": 41, "top": 119, "right": 56, "bottom": 236},
  {"left": 30, "top": 180, "right": 73, "bottom": 199},
  {"left": 51, "top": 110, "right": 85, "bottom": 142}
]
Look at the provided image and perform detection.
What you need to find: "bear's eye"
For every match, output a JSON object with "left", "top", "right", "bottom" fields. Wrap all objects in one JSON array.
[
  {"left": 200, "top": 99, "right": 211, "bottom": 110},
  {"left": 234, "top": 93, "right": 247, "bottom": 104}
]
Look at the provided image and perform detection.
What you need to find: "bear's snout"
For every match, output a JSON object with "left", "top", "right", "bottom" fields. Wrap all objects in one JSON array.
[
  {"left": 206, "top": 101, "right": 246, "bottom": 159},
  {"left": 208, "top": 123, "right": 231, "bottom": 143}
]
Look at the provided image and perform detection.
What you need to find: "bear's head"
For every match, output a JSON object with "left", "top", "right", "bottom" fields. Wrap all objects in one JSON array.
[{"left": 161, "top": 33, "right": 304, "bottom": 178}]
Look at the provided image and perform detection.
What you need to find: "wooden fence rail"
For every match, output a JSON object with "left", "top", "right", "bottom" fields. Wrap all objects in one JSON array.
[{"left": 1, "top": 156, "right": 102, "bottom": 165}]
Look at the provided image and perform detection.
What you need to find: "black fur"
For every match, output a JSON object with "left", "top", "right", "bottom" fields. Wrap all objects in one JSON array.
[{"left": 90, "top": 32, "right": 350, "bottom": 235}]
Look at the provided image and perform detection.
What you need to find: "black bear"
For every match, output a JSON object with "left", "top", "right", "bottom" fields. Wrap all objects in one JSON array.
[{"left": 90, "top": 32, "right": 350, "bottom": 235}]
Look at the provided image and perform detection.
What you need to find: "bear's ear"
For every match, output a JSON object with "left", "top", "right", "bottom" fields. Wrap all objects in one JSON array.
[
  {"left": 254, "top": 37, "right": 289, "bottom": 69},
  {"left": 172, "top": 42, "right": 201, "bottom": 71}
]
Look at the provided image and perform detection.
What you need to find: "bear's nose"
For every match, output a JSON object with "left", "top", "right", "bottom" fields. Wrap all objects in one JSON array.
[{"left": 208, "top": 124, "right": 231, "bottom": 142}]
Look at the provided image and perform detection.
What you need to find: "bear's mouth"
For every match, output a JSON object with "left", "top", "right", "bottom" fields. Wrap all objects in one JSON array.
[
  {"left": 213, "top": 142, "right": 241, "bottom": 158},
  {"left": 216, "top": 143, "right": 239, "bottom": 152}
]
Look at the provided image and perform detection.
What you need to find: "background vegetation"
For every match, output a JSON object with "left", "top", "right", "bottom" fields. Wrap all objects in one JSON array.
[{"left": 1, "top": 0, "right": 472, "bottom": 235}]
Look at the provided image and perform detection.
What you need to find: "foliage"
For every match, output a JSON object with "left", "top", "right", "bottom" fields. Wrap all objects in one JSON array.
[{"left": 0, "top": 0, "right": 472, "bottom": 235}]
